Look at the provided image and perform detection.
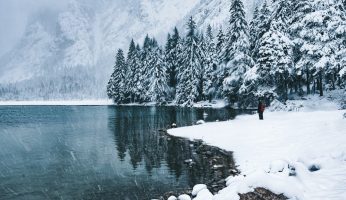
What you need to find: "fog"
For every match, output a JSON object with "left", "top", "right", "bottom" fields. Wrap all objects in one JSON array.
[{"left": 0, "top": 0, "right": 69, "bottom": 57}]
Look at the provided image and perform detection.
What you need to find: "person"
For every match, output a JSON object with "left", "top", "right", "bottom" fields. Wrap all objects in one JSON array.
[{"left": 258, "top": 100, "right": 265, "bottom": 120}]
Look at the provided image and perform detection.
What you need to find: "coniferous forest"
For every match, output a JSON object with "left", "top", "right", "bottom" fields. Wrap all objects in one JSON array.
[{"left": 107, "top": 0, "right": 346, "bottom": 107}]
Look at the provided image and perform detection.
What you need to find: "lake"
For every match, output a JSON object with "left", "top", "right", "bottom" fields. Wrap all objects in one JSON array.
[{"left": 0, "top": 106, "right": 241, "bottom": 200}]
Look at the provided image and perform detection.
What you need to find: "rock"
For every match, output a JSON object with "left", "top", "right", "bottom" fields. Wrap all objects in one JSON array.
[
  {"left": 212, "top": 164, "right": 224, "bottom": 169},
  {"left": 343, "top": 113, "right": 346, "bottom": 119},
  {"left": 171, "top": 123, "right": 177, "bottom": 128},
  {"left": 239, "top": 188, "right": 287, "bottom": 200},
  {"left": 178, "top": 194, "right": 191, "bottom": 200},
  {"left": 192, "top": 184, "right": 207, "bottom": 196},
  {"left": 205, "top": 151, "right": 213, "bottom": 156},
  {"left": 308, "top": 164, "right": 320, "bottom": 172},
  {"left": 167, "top": 196, "right": 177, "bottom": 200}
]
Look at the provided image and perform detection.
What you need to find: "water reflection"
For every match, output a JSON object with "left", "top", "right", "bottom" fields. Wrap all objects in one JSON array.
[
  {"left": 108, "top": 106, "right": 238, "bottom": 193},
  {"left": 0, "top": 106, "right": 238, "bottom": 200}
]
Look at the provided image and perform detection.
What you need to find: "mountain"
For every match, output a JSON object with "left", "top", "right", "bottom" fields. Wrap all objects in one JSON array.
[{"left": 0, "top": 0, "right": 261, "bottom": 100}]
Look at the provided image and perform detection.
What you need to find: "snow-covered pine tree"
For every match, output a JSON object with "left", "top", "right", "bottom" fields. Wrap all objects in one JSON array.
[
  {"left": 249, "top": 5, "right": 260, "bottom": 53},
  {"left": 216, "top": 28, "right": 225, "bottom": 60},
  {"left": 222, "top": 0, "right": 253, "bottom": 104},
  {"left": 175, "top": 17, "right": 204, "bottom": 106},
  {"left": 202, "top": 25, "right": 217, "bottom": 101},
  {"left": 134, "top": 43, "right": 146, "bottom": 102},
  {"left": 165, "top": 27, "right": 182, "bottom": 99},
  {"left": 141, "top": 34, "right": 154, "bottom": 102},
  {"left": 147, "top": 46, "right": 169, "bottom": 104},
  {"left": 125, "top": 40, "right": 142, "bottom": 102},
  {"left": 251, "top": 0, "right": 271, "bottom": 60},
  {"left": 125, "top": 39, "right": 137, "bottom": 103},
  {"left": 261, "top": 26, "right": 294, "bottom": 101},
  {"left": 107, "top": 49, "right": 127, "bottom": 103},
  {"left": 325, "top": 0, "right": 346, "bottom": 89},
  {"left": 289, "top": 0, "right": 314, "bottom": 94},
  {"left": 293, "top": 0, "right": 346, "bottom": 96}
]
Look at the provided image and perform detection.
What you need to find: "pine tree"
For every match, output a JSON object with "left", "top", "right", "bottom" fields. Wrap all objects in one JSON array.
[
  {"left": 251, "top": 0, "right": 271, "bottom": 60},
  {"left": 222, "top": 0, "right": 253, "bottom": 104},
  {"left": 259, "top": 27, "right": 294, "bottom": 101},
  {"left": 147, "top": 47, "right": 169, "bottom": 104},
  {"left": 141, "top": 35, "right": 154, "bottom": 102},
  {"left": 165, "top": 27, "right": 182, "bottom": 98},
  {"left": 176, "top": 17, "right": 204, "bottom": 106},
  {"left": 293, "top": 0, "right": 346, "bottom": 96},
  {"left": 125, "top": 39, "right": 137, "bottom": 102},
  {"left": 215, "top": 28, "right": 225, "bottom": 97},
  {"left": 125, "top": 40, "right": 142, "bottom": 102},
  {"left": 221, "top": 0, "right": 250, "bottom": 63},
  {"left": 202, "top": 25, "right": 217, "bottom": 101},
  {"left": 107, "top": 49, "right": 127, "bottom": 103},
  {"left": 216, "top": 28, "right": 225, "bottom": 59}
]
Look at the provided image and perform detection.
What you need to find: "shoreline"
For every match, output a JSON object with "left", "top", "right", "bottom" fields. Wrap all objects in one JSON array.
[
  {"left": 0, "top": 99, "right": 228, "bottom": 108},
  {"left": 160, "top": 130, "right": 287, "bottom": 200},
  {"left": 167, "top": 98, "right": 346, "bottom": 199}
]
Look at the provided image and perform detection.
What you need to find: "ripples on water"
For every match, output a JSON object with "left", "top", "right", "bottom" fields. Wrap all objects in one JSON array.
[{"left": 0, "top": 106, "right": 242, "bottom": 200}]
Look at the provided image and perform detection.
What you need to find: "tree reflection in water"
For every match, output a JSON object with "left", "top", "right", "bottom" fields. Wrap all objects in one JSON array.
[{"left": 108, "top": 106, "right": 239, "bottom": 192}]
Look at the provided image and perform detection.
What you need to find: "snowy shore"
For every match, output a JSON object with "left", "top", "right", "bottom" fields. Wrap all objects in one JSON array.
[{"left": 167, "top": 97, "right": 346, "bottom": 200}]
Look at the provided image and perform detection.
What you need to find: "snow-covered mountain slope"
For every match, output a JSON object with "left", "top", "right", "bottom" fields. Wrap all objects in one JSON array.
[{"left": 0, "top": 0, "right": 261, "bottom": 100}]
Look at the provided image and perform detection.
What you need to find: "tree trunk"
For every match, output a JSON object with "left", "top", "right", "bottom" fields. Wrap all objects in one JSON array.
[
  {"left": 337, "top": 66, "right": 341, "bottom": 87},
  {"left": 306, "top": 69, "right": 310, "bottom": 94},
  {"left": 319, "top": 71, "right": 323, "bottom": 96}
]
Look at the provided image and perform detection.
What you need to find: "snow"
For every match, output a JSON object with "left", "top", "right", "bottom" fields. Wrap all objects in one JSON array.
[
  {"left": 178, "top": 194, "right": 192, "bottom": 200},
  {"left": 168, "top": 196, "right": 177, "bottom": 200},
  {"left": 192, "top": 100, "right": 227, "bottom": 108},
  {"left": 192, "top": 184, "right": 208, "bottom": 196},
  {"left": 0, "top": 100, "right": 113, "bottom": 106},
  {"left": 193, "top": 189, "right": 213, "bottom": 200},
  {"left": 168, "top": 98, "right": 346, "bottom": 200}
]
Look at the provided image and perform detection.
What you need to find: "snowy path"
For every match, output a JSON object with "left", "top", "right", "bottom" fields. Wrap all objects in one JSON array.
[{"left": 168, "top": 110, "right": 346, "bottom": 200}]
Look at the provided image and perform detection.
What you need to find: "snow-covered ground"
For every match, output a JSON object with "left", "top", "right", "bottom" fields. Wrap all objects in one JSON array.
[
  {"left": 168, "top": 96, "right": 346, "bottom": 200},
  {"left": 0, "top": 99, "right": 113, "bottom": 106}
]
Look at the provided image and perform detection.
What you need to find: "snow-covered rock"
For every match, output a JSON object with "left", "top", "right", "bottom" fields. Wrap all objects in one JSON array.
[
  {"left": 193, "top": 189, "right": 213, "bottom": 200},
  {"left": 192, "top": 184, "right": 207, "bottom": 196},
  {"left": 167, "top": 196, "right": 177, "bottom": 200},
  {"left": 196, "top": 120, "right": 206, "bottom": 125},
  {"left": 178, "top": 194, "right": 191, "bottom": 200}
]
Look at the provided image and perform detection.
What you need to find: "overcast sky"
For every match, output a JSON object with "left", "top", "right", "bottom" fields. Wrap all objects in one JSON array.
[{"left": 0, "top": 0, "right": 69, "bottom": 56}]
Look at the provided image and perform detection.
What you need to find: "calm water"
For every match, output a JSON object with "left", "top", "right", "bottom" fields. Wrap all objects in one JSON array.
[{"left": 0, "top": 106, "right": 239, "bottom": 200}]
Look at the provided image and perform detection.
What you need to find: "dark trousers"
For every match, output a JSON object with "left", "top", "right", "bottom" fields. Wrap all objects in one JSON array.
[{"left": 259, "top": 112, "right": 263, "bottom": 120}]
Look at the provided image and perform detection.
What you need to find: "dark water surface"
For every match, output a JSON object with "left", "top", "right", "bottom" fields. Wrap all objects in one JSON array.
[{"left": 0, "top": 106, "right": 239, "bottom": 200}]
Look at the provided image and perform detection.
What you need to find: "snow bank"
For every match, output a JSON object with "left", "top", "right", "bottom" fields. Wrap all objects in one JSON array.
[
  {"left": 0, "top": 100, "right": 113, "bottom": 106},
  {"left": 168, "top": 104, "right": 346, "bottom": 199},
  {"left": 192, "top": 100, "right": 227, "bottom": 108},
  {"left": 269, "top": 95, "right": 340, "bottom": 112}
]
